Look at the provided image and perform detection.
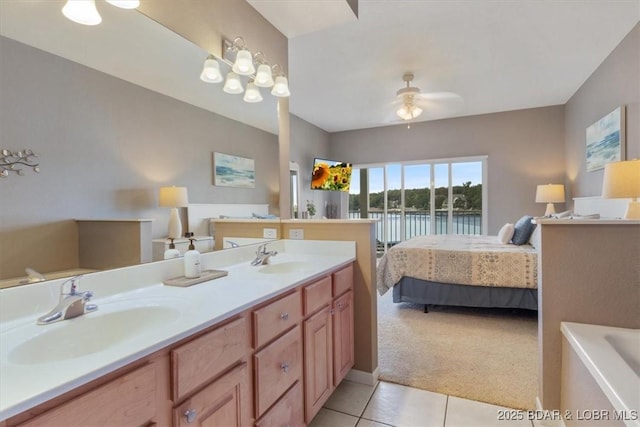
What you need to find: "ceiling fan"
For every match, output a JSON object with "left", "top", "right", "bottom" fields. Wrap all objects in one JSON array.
[{"left": 394, "top": 72, "right": 463, "bottom": 121}]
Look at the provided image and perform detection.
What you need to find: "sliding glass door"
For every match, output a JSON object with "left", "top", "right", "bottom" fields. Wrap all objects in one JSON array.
[{"left": 349, "top": 156, "right": 486, "bottom": 255}]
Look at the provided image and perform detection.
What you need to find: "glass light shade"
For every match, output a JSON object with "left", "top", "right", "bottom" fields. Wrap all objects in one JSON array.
[
  {"left": 200, "top": 57, "right": 223, "bottom": 83},
  {"left": 105, "top": 0, "right": 139, "bottom": 8},
  {"left": 397, "top": 104, "right": 422, "bottom": 120},
  {"left": 271, "top": 76, "right": 291, "bottom": 97},
  {"left": 254, "top": 64, "right": 274, "bottom": 87},
  {"left": 159, "top": 186, "right": 189, "bottom": 208},
  {"left": 243, "top": 82, "right": 263, "bottom": 103},
  {"left": 535, "top": 184, "right": 565, "bottom": 203},
  {"left": 232, "top": 50, "right": 255, "bottom": 76},
  {"left": 223, "top": 72, "right": 244, "bottom": 94},
  {"left": 62, "top": 0, "right": 102, "bottom": 26}
]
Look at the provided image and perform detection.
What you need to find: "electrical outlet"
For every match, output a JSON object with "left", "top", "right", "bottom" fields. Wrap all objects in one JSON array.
[
  {"left": 263, "top": 228, "right": 277, "bottom": 239},
  {"left": 289, "top": 229, "right": 304, "bottom": 240}
]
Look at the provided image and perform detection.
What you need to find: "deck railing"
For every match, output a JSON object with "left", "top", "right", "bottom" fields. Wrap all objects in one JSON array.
[{"left": 348, "top": 209, "right": 482, "bottom": 247}]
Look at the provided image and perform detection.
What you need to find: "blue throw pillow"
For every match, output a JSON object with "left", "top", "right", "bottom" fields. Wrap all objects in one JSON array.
[{"left": 511, "top": 215, "right": 536, "bottom": 245}]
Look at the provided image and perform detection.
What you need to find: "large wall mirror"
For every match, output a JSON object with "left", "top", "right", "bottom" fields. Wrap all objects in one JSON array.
[{"left": 0, "top": 0, "right": 283, "bottom": 287}]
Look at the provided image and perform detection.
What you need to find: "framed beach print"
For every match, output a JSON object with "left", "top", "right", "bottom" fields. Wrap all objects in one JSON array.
[
  {"left": 585, "top": 106, "right": 625, "bottom": 172},
  {"left": 213, "top": 152, "right": 255, "bottom": 188}
]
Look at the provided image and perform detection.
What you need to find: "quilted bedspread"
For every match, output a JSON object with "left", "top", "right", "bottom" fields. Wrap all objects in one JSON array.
[{"left": 376, "top": 234, "right": 538, "bottom": 295}]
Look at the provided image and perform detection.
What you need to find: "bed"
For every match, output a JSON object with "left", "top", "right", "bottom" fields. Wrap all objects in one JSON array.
[{"left": 376, "top": 233, "right": 538, "bottom": 310}]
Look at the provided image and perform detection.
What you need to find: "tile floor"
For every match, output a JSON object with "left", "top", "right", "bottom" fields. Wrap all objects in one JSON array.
[{"left": 309, "top": 380, "right": 535, "bottom": 427}]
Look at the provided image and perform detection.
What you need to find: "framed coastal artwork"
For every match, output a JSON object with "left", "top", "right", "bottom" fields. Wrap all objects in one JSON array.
[
  {"left": 585, "top": 106, "right": 625, "bottom": 172},
  {"left": 213, "top": 152, "right": 255, "bottom": 188}
]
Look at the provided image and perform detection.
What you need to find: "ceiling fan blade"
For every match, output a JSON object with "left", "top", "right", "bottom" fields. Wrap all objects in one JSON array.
[{"left": 416, "top": 91, "right": 463, "bottom": 101}]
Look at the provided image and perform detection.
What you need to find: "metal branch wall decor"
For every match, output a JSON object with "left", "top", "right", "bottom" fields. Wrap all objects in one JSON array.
[{"left": 1, "top": 149, "right": 40, "bottom": 177}]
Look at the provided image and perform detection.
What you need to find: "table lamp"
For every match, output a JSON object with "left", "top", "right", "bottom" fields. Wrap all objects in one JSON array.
[
  {"left": 159, "top": 186, "right": 189, "bottom": 238},
  {"left": 535, "top": 184, "right": 565, "bottom": 217},
  {"left": 602, "top": 159, "right": 640, "bottom": 219}
]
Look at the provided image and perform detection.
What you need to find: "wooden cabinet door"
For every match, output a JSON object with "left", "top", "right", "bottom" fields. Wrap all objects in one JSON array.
[
  {"left": 303, "top": 305, "right": 333, "bottom": 424},
  {"left": 333, "top": 290, "right": 354, "bottom": 385},
  {"left": 173, "top": 363, "right": 250, "bottom": 427}
]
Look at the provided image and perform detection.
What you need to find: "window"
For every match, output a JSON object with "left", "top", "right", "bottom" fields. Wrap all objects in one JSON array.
[{"left": 349, "top": 156, "right": 487, "bottom": 255}]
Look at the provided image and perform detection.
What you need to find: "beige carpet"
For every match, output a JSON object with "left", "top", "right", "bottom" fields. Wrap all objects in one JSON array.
[{"left": 377, "top": 292, "right": 538, "bottom": 410}]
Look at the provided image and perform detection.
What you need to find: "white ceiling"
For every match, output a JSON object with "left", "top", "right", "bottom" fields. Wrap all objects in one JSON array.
[
  {"left": 2, "top": 1, "right": 639, "bottom": 136},
  {"left": 258, "top": 0, "right": 640, "bottom": 132}
]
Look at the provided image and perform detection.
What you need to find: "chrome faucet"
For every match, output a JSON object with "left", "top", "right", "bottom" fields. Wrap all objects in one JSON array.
[
  {"left": 37, "top": 275, "right": 98, "bottom": 325},
  {"left": 251, "top": 243, "right": 278, "bottom": 266}
]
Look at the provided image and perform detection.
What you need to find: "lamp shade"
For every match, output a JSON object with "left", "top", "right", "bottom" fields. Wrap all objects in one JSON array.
[
  {"left": 271, "top": 76, "right": 290, "bottom": 97},
  {"left": 254, "top": 64, "right": 274, "bottom": 87},
  {"left": 200, "top": 56, "right": 223, "bottom": 83},
  {"left": 535, "top": 184, "right": 565, "bottom": 203},
  {"left": 223, "top": 72, "right": 244, "bottom": 94},
  {"left": 62, "top": 0, "right": 102, "bottom": 26},
  {"left": 243, "top": 81, "right": 263, "bottom": 103},
  {"left": 602, "top": 159, "right": 640, "bottom": 198},
  {"left": 105, "top": 0, "right": 140, "bottom": 8},
  {"left": 159, "top": 186, "right": 188, "bottom": 208},
  {"left": 232, "top": 49, "right": 255, "bottom": 75}
]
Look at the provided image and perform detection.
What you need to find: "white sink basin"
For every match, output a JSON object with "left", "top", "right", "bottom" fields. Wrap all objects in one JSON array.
[
  {"left": 257, "top": 261, "right": 313, "bottom": 274},
  {"left": 7, "top": 305, "right": 181, "bottom": 365}
]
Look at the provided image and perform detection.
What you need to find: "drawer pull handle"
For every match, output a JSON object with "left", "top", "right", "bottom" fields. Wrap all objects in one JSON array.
[
  {"left": 184, "top": 409, "right": 197, "bottom": 423},
  {"left": 280, "top": 312, "right": 289, "bottom": 321},
  {"left": 336, "top": 302, "right": 343, "bottom": 309},
  {"left": 281, "top": 362, "right": 290, "bottom": 373}
]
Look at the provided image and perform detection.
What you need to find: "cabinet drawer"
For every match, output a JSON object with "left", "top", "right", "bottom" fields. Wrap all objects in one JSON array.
[
  {"left": 172, "top": 316, "right": 247, "bottom": 401},
  {"left": 173, "top": 363, "right": 250, "bottom": 427},
  {"left": 255, "top": 381, "right": 304, "bottom": 427},
  {"left": 332, "top": 264, "right": 353, "bottom": 297},
  {"left": 253, "top": 291, "right": 302, "bottom": 349},
  {"left": 17, "top": 363, "right": 157, "bottom": 427},
  {"left": 303, "top": 275, "right": 332, "bottom": 316},
  {"left": 254, "top": 325, "right": 303, "bottom": 418}
]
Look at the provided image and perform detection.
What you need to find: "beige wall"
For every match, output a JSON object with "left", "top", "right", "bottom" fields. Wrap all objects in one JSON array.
[
  {"left": 0, "top": 37, "right": 281, "bottom": 279},
  {"left": 538, "top": 223, "right": 640, "bottom": 409},
  {"left": 329, "top": 106, "right": 566, "bottom": 233},
  {"left": 564, "top": 23, "right": 640, "bottom": 201}
]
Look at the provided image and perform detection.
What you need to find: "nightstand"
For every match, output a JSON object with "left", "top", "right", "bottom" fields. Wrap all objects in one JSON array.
[{"left": 152, "top": 236, "right": 214, "bottom": 261}]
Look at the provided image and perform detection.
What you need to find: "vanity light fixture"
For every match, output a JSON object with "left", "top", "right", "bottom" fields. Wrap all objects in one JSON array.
[
  {"left": 223, "top": 72, "right": 244, "bottom": 94},
  {"left": 243, "top": 80, "right": 263, "bottom": 103},
  {"left": 199, "top": 36, "right": 290, "bottom": 102},
  {"left": 200, "top": 55, "right": 223, "bottom": 83},
  {"left": 62, "top": 0, "right": 139, "bottom": 26},
  {"left": 0, "top": 149, "right": 40, "bottom": 178},
  {"left": 62, "top": 0, "right": 102, "bottom": 26}
]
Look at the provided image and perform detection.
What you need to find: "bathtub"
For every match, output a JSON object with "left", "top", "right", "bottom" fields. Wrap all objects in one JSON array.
[{"left": 561, "top": 322, "right": 640, "bottom": 427}]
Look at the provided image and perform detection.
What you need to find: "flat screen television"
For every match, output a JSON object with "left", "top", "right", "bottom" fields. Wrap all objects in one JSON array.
[{"left": 311, "top": 158, "right": 353, "bottom": 192}]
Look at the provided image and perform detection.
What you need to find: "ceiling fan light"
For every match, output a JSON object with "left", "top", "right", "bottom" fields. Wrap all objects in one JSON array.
[
  {"left": 105, "top": 0, "right": 140, "bottom": 9},
  {"left": 62, "top": 0, "right": 102, "bottom": 26},
  {"left": 243, "top": 81, "right": 263, "bottom": 103},
  {"left": 254, "top": 64, "right": 274, "bottom": 87},
  {"left": 200, "top": 56, "right": 223, "bottom": 83},
  {"left": 411, "top": 106, "right": 423, "bottom": 118},
  {"left": 271, "top": 76, "right": 290, "bottom": 97},
  {"left": 232, "top": 50, "right": 255, "bottom": 76},
  {"left": 223, "top": 72, "right": 244, "bottom": 94}
]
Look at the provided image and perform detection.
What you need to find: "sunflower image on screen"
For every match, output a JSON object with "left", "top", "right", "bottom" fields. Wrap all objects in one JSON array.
[{"left": 311, "top": 158, "right": 353, "bottom": 192}]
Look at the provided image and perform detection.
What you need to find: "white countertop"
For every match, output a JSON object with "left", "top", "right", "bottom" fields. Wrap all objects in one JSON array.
[{"left": 0, "top": 239, "right": 355, "bottom": 421}]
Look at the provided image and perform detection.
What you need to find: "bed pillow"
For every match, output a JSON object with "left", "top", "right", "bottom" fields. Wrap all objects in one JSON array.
[
  {"left": 511, "top": 215, "right": 536, "bottom": 245},
  {"left": 497, "top": 223, "right": 515, "bottom": 244}
]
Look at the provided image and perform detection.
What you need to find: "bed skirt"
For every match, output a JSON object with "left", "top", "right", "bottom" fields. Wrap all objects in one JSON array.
[{"left": 392, "top": 277, "right": 538, "bottom": 311}]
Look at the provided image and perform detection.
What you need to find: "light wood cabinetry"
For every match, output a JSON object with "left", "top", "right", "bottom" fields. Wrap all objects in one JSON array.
[
  {"left": 302, "top": 264, "right": 355, "bottom": 423},
  {"left": 173, "top": 363, "right": 250, "bottom": 427},
  {"left": 6, "top": 263, "right": 354, "bottom": 427},
  {"left": 15, "top": 362, "right": 160, "bottom": 427}
]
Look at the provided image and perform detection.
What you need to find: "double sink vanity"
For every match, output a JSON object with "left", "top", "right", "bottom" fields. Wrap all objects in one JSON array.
[{"left": 0, "top": 239, "right": 356, "bottom": 426}]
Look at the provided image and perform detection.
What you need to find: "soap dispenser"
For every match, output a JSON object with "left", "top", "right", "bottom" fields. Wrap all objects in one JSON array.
[
  {"left": 183, "top": 238, "right": 201, "bottom": 278},
  {"left": 163, "top": 238, "right": 181, "bottom": 260}
]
